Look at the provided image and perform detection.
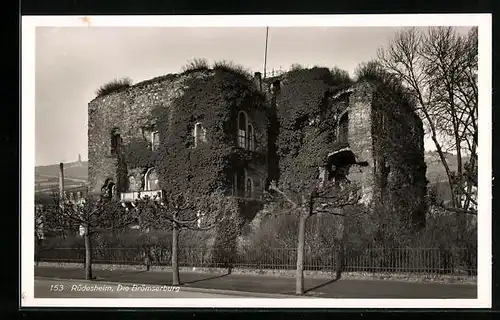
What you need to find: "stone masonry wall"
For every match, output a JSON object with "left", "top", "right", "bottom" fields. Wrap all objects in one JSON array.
[
  {"left": 89, "top": 72, "right": 268, "bottom": 201},
  {"left": 88, "top": 75, "right": 186, "bottom": 195},
  {"left": 342, "top": 82, "right": 375, "bottom": 205}
]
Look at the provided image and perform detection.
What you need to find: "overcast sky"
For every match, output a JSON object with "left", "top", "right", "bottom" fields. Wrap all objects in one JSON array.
[{"left": 34, "top": 26, "right": 471, "bottom": 166}]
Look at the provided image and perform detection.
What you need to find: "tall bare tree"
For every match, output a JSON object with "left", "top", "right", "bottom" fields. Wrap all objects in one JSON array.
[
  {"left": 131, "top": 190, "right": 232, "bottom": 285},
  {"left": 34, "top": 189, "right": 64, "bottom": 266},
  {"left": 376, "top": 26, "right": 478, "bottom": 215},
  {"left": 267, "top": 164, "right": 362, "bottom": 295}
]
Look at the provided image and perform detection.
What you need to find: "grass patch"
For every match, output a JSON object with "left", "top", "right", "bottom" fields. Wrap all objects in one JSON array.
[
  {"left": 181, "top": 58, "right": 210, "bottom": 73},
  {"left": 95, "top": 77, "right": 133, "bottom": 98},
  {"left": 213, "top": 60, "right": 253, "bottom": 80}
]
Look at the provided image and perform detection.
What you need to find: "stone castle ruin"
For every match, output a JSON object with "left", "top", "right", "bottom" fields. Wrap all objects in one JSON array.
[{"left": 87, "top": 66, "right": 427, "bottom": 241}]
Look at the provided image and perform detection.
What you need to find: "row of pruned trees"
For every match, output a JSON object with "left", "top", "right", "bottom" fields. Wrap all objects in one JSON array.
[
  {"left": 36, "top": 190, "right": 233, "bottom": 284},
  {"left": 36, "top": 179, "right": 359, "bottom": 295}
]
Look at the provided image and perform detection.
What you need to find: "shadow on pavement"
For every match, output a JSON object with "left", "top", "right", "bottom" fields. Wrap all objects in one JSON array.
[
  {"left": 95, "top": 270, "right": 151, "bottom": 282},
  {"left": 304, "top": 273, "right": 341, "bottom": 294},
  {"left": 181, "top": 270, "right": 232, "bottom": 285}
]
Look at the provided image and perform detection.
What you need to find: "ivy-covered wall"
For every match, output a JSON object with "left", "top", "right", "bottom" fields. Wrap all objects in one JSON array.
[
  {"left": 154, "top": 69, "right": 268, "bottom": 199},
  {"left": 89, "top": 68, "right": 270, "bottom": 264},
  {"left": 88, "top": 74, "right": 184, "bottom": 195},
  {"left": 266, "top": 67, "right": 426, "bottom": 229},
  {"left": 370, "top": 85, "right": 427, "bottom": 229},
  {"left": 88, "top": 68, "right": 268, "bottom": 209},
  {"left": 89, "top": 64, "right": 427, "bottom": 239}
]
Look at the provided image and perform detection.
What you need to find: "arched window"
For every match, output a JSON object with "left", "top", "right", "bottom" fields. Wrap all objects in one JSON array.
[
  {"left": 238, "top": 111, "right": 247, "bottom": 148},
  {"left": 246, "top": 178, "right": 253, "bottom": 198},
  {"left": 144, "top": 168, "right": 159, "bottom": 191},
  {"left": 193, "top": 122, "right": 207, "bottom": 148},
  {"left": 101, "top": 179, "right": 114, "bottom": 198},
  {"left": 128, "top": 176, "right": 137, "bottom": 191},
  {"left": 247, "top": 124, "right": 254, "bottom": 151}
]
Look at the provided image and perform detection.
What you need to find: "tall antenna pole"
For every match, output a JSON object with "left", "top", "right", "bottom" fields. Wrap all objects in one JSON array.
[{"left": 264, "top": 26, "right": 269, "bottom": 79}]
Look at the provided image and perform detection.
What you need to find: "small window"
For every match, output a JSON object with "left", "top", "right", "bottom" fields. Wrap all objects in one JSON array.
[
  {"left": 246, "top": 178, "right": 253, "bottom": 198},
  {"left": 110, "top": 129, "right": 121, "bottom": 155},
  {"left": 151, "top": 131, "right": 160, "bottom": 151},
  {"left": 238, "top": 111, "right": 247, "bottom": 148},
  {"left": 144, "top": 168, "right": 159, "bottom": 191},
  {"left": 193, "top": 122, "right": 207, "bottom": 148},
  {"left": 338, "top": 113, "right": 349, "bottom": 143},
  {"left": 247, "top": 124, "right": 254, "bottom": 151},
  {"left": 101, "top": 179, "right": 115, "bottom": 198},
  {"left": 128, "top": 176, "right": 137, "bottom": 191},
  {"left": 234, "top": 168, "right": 246, "bottom": 197},
  {"left": 196, "top": 210, "right": 203, "bottom": 228},
  {"left": 381, "top": 113, "right": 386, "bottom": 132}
]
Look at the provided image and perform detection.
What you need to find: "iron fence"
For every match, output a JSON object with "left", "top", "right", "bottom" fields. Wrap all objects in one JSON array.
[{"left": 37, "top": 246, "right": 477, "bottom": 276}]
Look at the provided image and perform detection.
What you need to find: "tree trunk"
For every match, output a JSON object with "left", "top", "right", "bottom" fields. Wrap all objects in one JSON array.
[
  {"left": 335, "top": 244, "right": 345, "bottom": 279},
  {"left": 171, "top": 223, "right": 180, "bottom": 285},
  {"left": 35, "top": 237, "right": 42, "bottom": 267},
  {"left": 415, "top": 95, "right": 458, "bottom": 208},
  {"left": 296, "top": 214, "right": 307, "bottom": 295},
  {"left": 84, "top": 230, "right": 93, "bottom": 280},
  {"left": 335, "top": 215, "right": 346, "bottom": 279}
]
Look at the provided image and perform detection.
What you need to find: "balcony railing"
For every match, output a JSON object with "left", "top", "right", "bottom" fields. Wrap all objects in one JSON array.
[{"left": 120, "top": 190, "right": 162, "bottom": 202}]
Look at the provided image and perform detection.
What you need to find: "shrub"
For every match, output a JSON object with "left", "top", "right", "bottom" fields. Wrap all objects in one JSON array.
[
  {"left": 330, "top": 66, "right": 354, "bottom": 88},
  {"left": 181, "top": 58, "right": 210, "bottom": 73},
  {"left": 354, "top": 61, "right": 416, "bottom": 109},
  {"left": 95, "top": 77, "right": 133, "bottom": 98},
  {"left": 289, "top": 63, "right": 304, "bottom": 71},
  {"left": 213, "top": 60, "right": 253, "bottom": 80}
]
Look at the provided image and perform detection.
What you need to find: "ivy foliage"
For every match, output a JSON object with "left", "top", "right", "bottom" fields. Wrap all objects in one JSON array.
[
  {"left": 275, "top": 67, "right": 353, "bottom": 200},
  {"left": 151, "top": 65, "right": 267, "bottom": 196},
  {"left": 122, "top": 136, "right": 155, "bottom": 170}
]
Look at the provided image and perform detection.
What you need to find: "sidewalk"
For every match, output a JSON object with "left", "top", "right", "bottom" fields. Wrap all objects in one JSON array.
[{"left": 34, "top": 266, "right": 477, "bottom": 298}]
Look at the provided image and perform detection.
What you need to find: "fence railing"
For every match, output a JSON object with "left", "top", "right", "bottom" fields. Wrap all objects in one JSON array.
[{"left": 37, "top": 246, "right": 477, "bottom": 276}]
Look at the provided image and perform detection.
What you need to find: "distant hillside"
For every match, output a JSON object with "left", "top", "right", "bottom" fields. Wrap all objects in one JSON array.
[
  {"left": 35, "top": 161, "right": 88, "bottom": 193},
  {"left": 424, "top": 151, "right": 473, "bottom": 203},
  {"left": 424, "top": 151, "right": 460, "bottom": 183},
  {"left": 35, "top": 161, "right": 88, "bottom": 180}
]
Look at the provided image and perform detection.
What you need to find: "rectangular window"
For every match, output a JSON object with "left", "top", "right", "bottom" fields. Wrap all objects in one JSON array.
[
  {"left": 338, "top": 114, "right": 349, "bottom": 144},
  {"left": 111, "top": 130, "right": 121, "bottom": 155},
  {"left": 193, "top": 123, "right": 207, "bottom": 148},
  {"left": 199, "top": 127, "right": 207, "bottom": 143},
  {"left": 152, "top": 131, "right": 160, "bottom": 151},
  {"left": 234, "top": 169, "right": 246, "bottom": 198}
]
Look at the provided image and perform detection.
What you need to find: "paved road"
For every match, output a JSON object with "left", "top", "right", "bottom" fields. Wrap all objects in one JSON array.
[
  {"left": 34, "top": 267, "right": 477, "bottom": 298},
  {"left": 35, "top": 278, "right": 275, "bottom": 298}
]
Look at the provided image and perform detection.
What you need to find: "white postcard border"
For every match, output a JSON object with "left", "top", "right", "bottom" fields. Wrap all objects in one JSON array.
[{"left": 21, "top": 14, "right": 492, "bottom": 308}]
